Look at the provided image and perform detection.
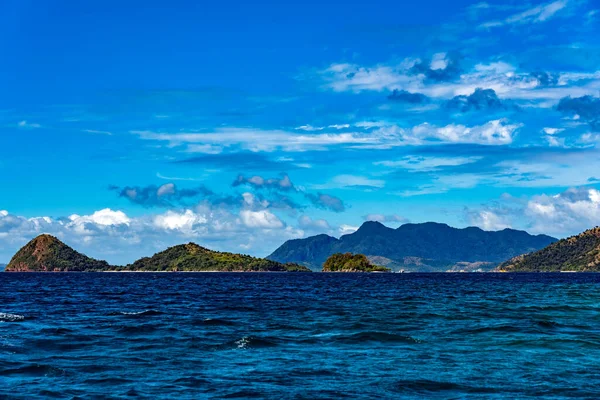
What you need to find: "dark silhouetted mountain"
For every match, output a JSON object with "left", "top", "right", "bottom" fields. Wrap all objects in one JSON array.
[
  {"left": 268, "top": 221, "right": 557, "bottom": 271},
  {"left": 498, "top": 227, "right": 600, "bottom": 272}
]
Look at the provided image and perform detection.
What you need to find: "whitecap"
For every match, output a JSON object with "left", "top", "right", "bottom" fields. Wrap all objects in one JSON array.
[{"left": 0, "top": 313, "right": 25, "bottom": 322}]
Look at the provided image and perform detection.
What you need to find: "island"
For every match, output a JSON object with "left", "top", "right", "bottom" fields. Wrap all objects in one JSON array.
[
  {"left": 269, "top": 221, "right": 556, "bottom": 272},
  {"left": 322, "top": 253, "right": 391, "bottom": 272},
  {"left": 497, "top": 227, "right": 600, "bottom": 272},
  {"left": 4, "top": 234, "right": 310, "bottom": 273}
]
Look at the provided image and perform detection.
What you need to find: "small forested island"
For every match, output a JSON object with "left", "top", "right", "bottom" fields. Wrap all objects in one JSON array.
[
  {"left": 125, "top": 243, "right": 310, "bottom": 272},
  {"left": 497, "top": 227, "right": 600, "bottom": 272},
  {"left": 4, "top": 235, "right": 310, "bottom": 272},
  {"left": 322, "top": 253, "right": 391, "bottom": 272}
]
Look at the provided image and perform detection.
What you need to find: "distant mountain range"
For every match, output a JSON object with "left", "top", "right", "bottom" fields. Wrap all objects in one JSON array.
[
  {"left": 498, "top": 227, "right": 600, "bottom": 272},
  {"left": 268, "top": 221, "right": 557, "bottom": 272},
  {"left": 4, "top": 235, "right": 310, "bottom": 272}
]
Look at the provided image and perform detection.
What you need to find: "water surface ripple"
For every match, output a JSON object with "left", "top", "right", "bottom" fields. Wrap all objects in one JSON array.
[{"left": 1, "top": 273, "right": 600, "bottom": 399}]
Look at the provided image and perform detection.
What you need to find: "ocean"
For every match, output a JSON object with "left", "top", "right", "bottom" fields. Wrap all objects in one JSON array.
[{"left": 1, "top": 273, "right": 600, "bottom": 399}]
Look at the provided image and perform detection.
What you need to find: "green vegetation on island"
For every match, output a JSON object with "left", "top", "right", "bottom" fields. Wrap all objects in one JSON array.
[
  {"left": 5, "top": 234, "right": 111, "bottom": 272},
  {"left": 497, "top": 227, "right": 600, "bottom": 272},
  {"left": 5, "top": 235, "right": 310, "bottom": 272},
  {"left": 322, "top": 253, "right": 391, "bottom": 272},
  {"left": 125, "top": 243, "right": 310, "bottom": 272}
]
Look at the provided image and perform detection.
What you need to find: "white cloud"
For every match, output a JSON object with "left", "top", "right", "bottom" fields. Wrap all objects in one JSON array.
[
  {"left": 134, "top": 128, "right": 376, "bottom": 153},
  {"left": 466, "top": 210, "right": 513, "bottom": 231},
  {"left": 364, "top": 214, "right": 408, "bottom": 224},
  {"left": 479, "top": 0, "right": 569, "bottom": 29},
  {"left": 153, "top": 209, "right": 207, "bottom": 233},
  {"left": 157, "top": 183, "right": 176, "bottom": 197},
  {"left": 314, "top": 175, "right": 386, "bottom": 190},
  {"left": 318, "top": 59, "right": 600, "bottom": 101},
  {"left": 298, "top": 215, "right": 331, "bottom": 230},
  {"left": 526, "top": 187, "right": 600, "bottom": 234},
  {"left": 69, "top": 209, "right": 131, "bottom": 227},
  {"left": 135, "top": 119, "right": 521, "bottom": 154},
  {"left": 17, "top": 120, "right": 41, "bottom": 129},
  {"left": 0, "top": 205, "right": 307, "bottom": 265},
  {"left": 83, "top": 129, "right": 113, "bottom": 136},
  {"left": 240, "top": 209, "right": 284, "bottom": 229},
  {"left": 339, "top": 224, "right": 359, "bottom": 235},
  {"left": 375, "top": 156, "right": 482, "bottom": 171}
]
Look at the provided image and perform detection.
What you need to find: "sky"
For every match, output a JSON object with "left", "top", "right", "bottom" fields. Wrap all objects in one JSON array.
[{"left": 1, "top": 0, "right": 600, "bottom": 264}]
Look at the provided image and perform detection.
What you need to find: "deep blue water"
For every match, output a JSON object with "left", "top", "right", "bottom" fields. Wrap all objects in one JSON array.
[{"left": 2, "top": 273, "right": 600, "bottom": 399}]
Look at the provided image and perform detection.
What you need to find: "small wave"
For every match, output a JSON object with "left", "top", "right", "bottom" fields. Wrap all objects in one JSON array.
[
  {"left": 234, "top": 336, "right": 278, "bottom": 349},
  {"left": 108, "top": 310, "right": 164, "bottom": 317},
  {"left": 333, "top": 331, "right": 422, "bottom": 344},
  {"left": 210, "top": 336, "right": 280, "bottom": 350},
  {"left": 0, "top": 313, "right": 25, "bottom": 322}
]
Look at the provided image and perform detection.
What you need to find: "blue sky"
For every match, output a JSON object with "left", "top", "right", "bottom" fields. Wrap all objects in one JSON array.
[{"left": 1, "top": 0, "right": 600, "bottom": 264}]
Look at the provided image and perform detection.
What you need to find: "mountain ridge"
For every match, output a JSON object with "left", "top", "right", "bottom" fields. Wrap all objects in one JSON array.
[
  {"left": 269, "top": 221, "right": 557, "bottom": 271},
  {"left": 497, "top": 227, "right": 600, "bottom": 272}
]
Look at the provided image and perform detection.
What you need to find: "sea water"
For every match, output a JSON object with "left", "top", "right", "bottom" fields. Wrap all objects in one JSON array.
[{"left": 1, "top": 273, "right": 600, "bottom": 399}]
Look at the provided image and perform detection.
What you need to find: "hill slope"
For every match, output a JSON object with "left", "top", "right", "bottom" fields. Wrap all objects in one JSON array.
[
  {"left": 322, "top": 253, "right": 391, "bottom": 272},
  {"left": 497, "top": 227, "right": 600, "bottom": 272},
  {"left": 126, "top": 243, "right": 310, "bottom": 272},
  {"left": 5, "top": 235, "right": 111, "bottom": 272},
  {"left": 268, "top": 221, "right": 557, "bottom": 272},
  {"left": 6, "top": 235, "right": 311, "bottom": 272}
]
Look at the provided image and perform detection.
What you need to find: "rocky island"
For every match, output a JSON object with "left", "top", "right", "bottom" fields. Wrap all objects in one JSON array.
[
  {"left": 5, "top": 235, "right": 310, "bottom": 273},
  {"left": 322, "top": 253, "right": 391, "bottom": 272},
  {"left": 497, "top": 227, "right": 600, "bottom": 272}
]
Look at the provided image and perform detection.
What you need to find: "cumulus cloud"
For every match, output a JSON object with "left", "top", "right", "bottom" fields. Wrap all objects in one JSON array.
[
  {"left": 305, "top": 193, "right": 346, "bottom": 213},
  {"left": 110, "top": 183, "right": 213, "bottom": 207},
  {"left": 239, "top": 209, "right": 284, "bottom": 229},
  {"left": 465, "top": 209, "right": 513, "bottom": 231},
  {"left": 387, "top": 89, "right": 430, "bottom": 104},
  {"left": 298, "top": 215, "right": 331, "bottom": 230},
  {"left": 393, "top": 119, "right": 521, "bottom": 146},
  {"left": 319, "top": 59, "right": 600, "bottom": 101},
  {"left": 464, "top": 187, "right": 600, "bottom": 237},
  {"left": 557, "top": 95, "right": 600, "bottom": 130},
  {"left": 446, "top": 88, "right": 511, "bottom": 112},
  {"left": 525, "top": 187, "right": 600, "bottom": 235},
  {"left": 233, "top": 174, "right": 296, "bottom": 192},
  {"left": 410, "top": 52, "right": 463, "bottom": 82},
  {"left": 0, "top": 205, "right": 305, "bottom": 265}
]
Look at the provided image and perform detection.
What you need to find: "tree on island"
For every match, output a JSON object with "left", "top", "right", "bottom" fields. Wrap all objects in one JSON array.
[{"left": 322, "top": 253, "right": 391, "bottom": 272}]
